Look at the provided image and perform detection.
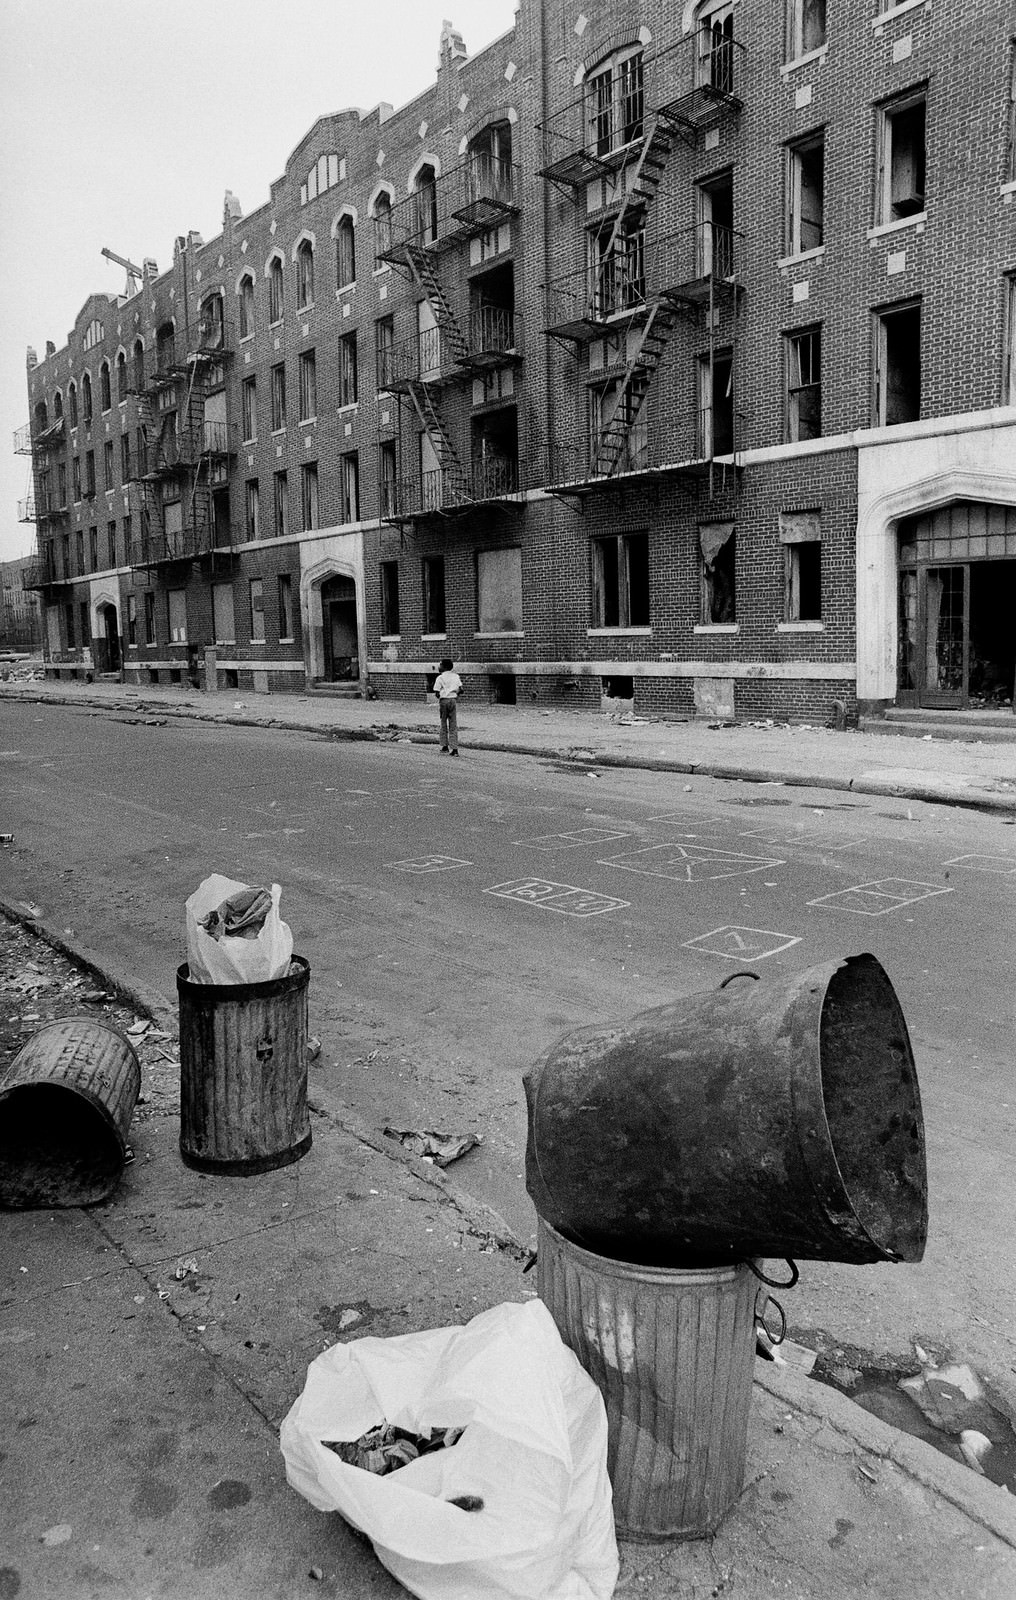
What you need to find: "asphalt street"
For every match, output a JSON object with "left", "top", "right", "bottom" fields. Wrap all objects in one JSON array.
[{"left": 1, "top": 698, "right": 1014, "bottom": 1415}]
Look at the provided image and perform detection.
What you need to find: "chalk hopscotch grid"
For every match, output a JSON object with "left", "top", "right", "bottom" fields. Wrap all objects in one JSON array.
[
  {"left": 387, "top": 855, "right": 472, "bottom": 873},
  {"left": 485, "top": 877, "right": 630, "bottom": 917},
  {"left": 599, "top": 842, "right": 786, "bottom": 882},
  {"left": 942, "top": 855, "right": 1016, "bottom": 875},
  {"left": 683, "top": 926, "right": 803, "bottom": 961},
  {"left": 807, "top": 879, "right": 953, "bottom": 915}
]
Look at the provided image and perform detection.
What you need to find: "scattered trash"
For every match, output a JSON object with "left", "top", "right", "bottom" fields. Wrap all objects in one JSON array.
[
  {"left": 308, "top": 1568, "right": 324, "bottom": 1582},
  {"left": 959, "top": 1429, "right": 993, "bottom": 1474},
  {"left": 40, "top": 1524, "right": 72, "bottom": 1547},
  {"left": 18, "top": 901, "right": 42, "bottom": 918},
  {"left": 233, "top": 701, "right": 247, "bottom": 710},
  {"left": 185, "top": 873, "right": 293, "bottom": 985},
  {"left": 306, "top": 1036, "right": 322, "bottom": 1061},
  {"left": 174, "top": 1258, "right": 199, "bottom": 1281},
  {"left": 383, "top": 1127, "right": 480, "bottom": 1167},
  {"left": 281, "top": 1300, "right": 618, "bottom": 1600},
  {"left": 857, "top": 1463, "right": 879, "bottom": 1483},
  {"left": 324, "top": 1422, "right": 465, "bottom": 1476},
  {"left": 0, "top": 832, "right": 13, "bottom": 843}
]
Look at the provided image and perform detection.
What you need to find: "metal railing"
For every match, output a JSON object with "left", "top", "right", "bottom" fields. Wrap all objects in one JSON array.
[
  {"left": 17, "top": 496, "right": 37, "bottom": 523},
  {"left": 380, "top": 456, "right": 523, "bottom": 520},
  {"left": 543, "top": 224, "right": 743, "bottom": 338},
  {"left": 468, "top": 305, "right": 517, "bottom": 359},
  {"left": 13, "top": 423, "right": 32, "bottom": 454},
  {"left": 526, "top": 407, "right": 746, "bottom": 493},
  {"left": 375, "top": 156, "right": 520, "bottom": 262}
]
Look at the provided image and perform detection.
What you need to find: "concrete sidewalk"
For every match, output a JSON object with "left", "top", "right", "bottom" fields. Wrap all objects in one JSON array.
[{"left": 2, "top": 675, "right": 1015, "bottom": 813}]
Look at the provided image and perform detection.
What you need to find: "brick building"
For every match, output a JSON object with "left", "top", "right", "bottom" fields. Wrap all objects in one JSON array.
[{"left": 18, "top": 1, "right": 1016, "bottom": 718}]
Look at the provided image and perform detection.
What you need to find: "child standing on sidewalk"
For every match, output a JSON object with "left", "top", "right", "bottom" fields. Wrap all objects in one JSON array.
[{"left": 432, "top": 658, "right": 463, "bottom": 755}]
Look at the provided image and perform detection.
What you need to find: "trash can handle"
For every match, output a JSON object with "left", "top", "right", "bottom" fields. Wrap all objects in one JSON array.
[
  {"left": 719, "top": 970, "right": 761, "bottom": 988},
  {"left": 749, "top": 1258, "right": 799, "bottom": 1290}
]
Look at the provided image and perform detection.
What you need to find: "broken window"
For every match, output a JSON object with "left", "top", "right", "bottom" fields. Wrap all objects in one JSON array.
[
  {"left": 242, "top": 377, "right": 257, "bottom": 442},
  {"left": 787, "top": 0, "right": 825, "bottom": 59},
  {"left": 780, "top": 511, "right": 822, "bottom": 621},
  {"left": 339, "top": 332, "right": 358, "bottom": 406},
  {"left": 271, "top": 362, "right": 287, "bottom": 431},
  {"left": 878, "top": 93, "right": 927, "bottom": 224},
  {"left": 116, "top": 352, "right": 127, "bottom": 403},
  {"left": 336, "top": 215, "right": 356, "bottom": 288},
  {"left": 249, "top": 579, "right": 265, "bottom": 643},
  {"left": 587, "top": 46, "right": 644, "bottom": 155},
  {"left": 697, "top": 172, "right": 734, "bottom": 278},
  {"left": 268, "top": 257, "right": 284, "bottom": 324},
  {"left": 278, "top": 574, "right": 295, "bottom": 641},
  {"left": 699, "top": 351, "right": 734, "bottom": 457},
  {"left": 787, "top": 132, "right": 824, "bottom": 254},
  {"left": 168, "top": 587, "right": 187, "bottom": 644},
  {"left": 245, "top": 480, "right": 259, "bottom": 541},
  {"left": 699, "top": 522, "right": 736, "bottom": 623},
  {"left": 298, "top": 350, "right": 317, "bottom": 421},
  {"left": 477, "top": 547, "right": 523, "bottom": 633},
  {"left": 68, "top": 383, "right": 78, "bottom": 428},
  {"left": 82, "top": 372, "right": 93, "bottom": 423},
  {"left": 380, "top": 560, "right": 400, "bottom": 635},
  {"left": 412, "top": 164, "right": 439, "bottom": 246},
  {"left": 422, "top": 554, "right": 446, "bottom": 635},
  {"left": 696, "top": 3, "right": 735, "bottom": 94},
  {"left": 591, "top": 532, "right": 649, "bottom": 628},
  {"left": 373, "top": 191, "right": 393, "bottom": 266},
  {"left": 144, "top": 590, "right": 157, "bottom": 646},
  {"left": 467, "top": 121, "right": 513, "bottom": 205},
  {"left": 1004, "top": 273, "right": 1016, "bottom": 406},
  {"left": 378, "top": 439, "right": 398, "bottom": 518},
  {"left": 375, "top": 316, "right": 394, "bottom": 390},
  {"left": 875, "top": 302, "right": 921, "bottom": 425},
  {"left": 273, "top": 471, "right": 288, "bottom": 538},
  {"left": 786, "top": 325, "right": 822, "bottom": 441},
  {"left": 340, "top": 452, "right": 359, "bottom": 523},
  {"left": 212, "top": 582, "right": 235, "bottom": 645},
  {"left": 296, "top": 240, "right": 314, "bottom": 309},
  {"left": 589, "top": 375, "right": 650, "bottom": 474},
  {"left": 300, "top": 463, "right": 319, "bottom": 531},
  {"left": 238, "top": 274, "right": 255, "bottom": 339},
  {"left": 590, "top": 214, "right": 645, "bottom": 316}
]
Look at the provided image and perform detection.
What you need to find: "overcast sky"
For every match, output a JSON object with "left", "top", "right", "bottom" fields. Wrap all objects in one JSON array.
[{"left": 0, "top": 0, "right": 519, "bottom": 562}]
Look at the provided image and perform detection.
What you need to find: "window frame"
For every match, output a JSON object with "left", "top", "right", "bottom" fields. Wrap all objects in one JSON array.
[
  {"left": 786, "top": 0, "right": 826, "bottom": 62},
  {"left": 785, "top": 324, "right": 823, "bottom": 442},
  {"left": 590, "top": 530, "right": 650, "bottom": 630},
  {"left": 249, "top": 577, "right": 266, "bottom": 643},
  {"left": 873, "top": 299, "right": 922, "bottom": 426},
  {"left": 298, "top": 349, "right": 317, "bottom": 422},
  {"left": 268, "top": 257, "right": 284, "bottom": 325},
  {"left": 421, "top": 553, "right": 446, "bottom": 636},
  {"left": 270, "top": 362, "right": 287, "bottom": 432},
  {"left": 336, "top": 215, "right": 356, "bottom": 289},
  {"left": 300, "top": 461, "right": 319, "bottom": 530},
  {"left": 339, "top": 331, "right": 359, "bottom": 408},
  {"left": 245, "top": 479, "right": 260, "bottom": 541},
  {"left": 278, "top": 573, "right": 295, "bottom": 642},
  {"left": 296, "top": 239, "right": 315, "bottom": 309},
  {"left": 273, "top": 470, "right": 289, "bottom": 538},
  {"left": 876, "top": 88, "right": 928, "bottom": 227},
  {"left": 786, "top": 130, "right": 825, "bottom": 256},
  {"left": 380, "top": 559, "right": 401, "bottom": 636},
  {"left": 698, "top": 520, "right": 737, "bottom": 625},
  {"left": 238, "top": 273, "right": 255, "bottom": 340}
]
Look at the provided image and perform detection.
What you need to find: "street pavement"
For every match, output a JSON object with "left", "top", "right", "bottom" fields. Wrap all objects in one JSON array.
[{"left": 2, "top": 678, "right": 1015, "bottom": 1599}]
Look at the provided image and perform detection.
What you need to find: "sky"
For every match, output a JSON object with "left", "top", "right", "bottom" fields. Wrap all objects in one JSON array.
[{"left": 0, "top": 0, "right": 519, "bottom": 562}]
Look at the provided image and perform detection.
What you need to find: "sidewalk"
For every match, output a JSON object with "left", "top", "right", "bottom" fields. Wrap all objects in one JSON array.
[
  {"left": 2, "top": 680, "right": 1015, "bottom": 1598},
  {"left": 2, "top": 674, "right": 1015, "bottom": 813}
]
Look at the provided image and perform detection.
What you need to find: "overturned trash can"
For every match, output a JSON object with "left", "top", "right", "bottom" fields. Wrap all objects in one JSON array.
[
  {"left": 525, "top": 952, "right": 928, "bottom": 1540},
  {"left": 0, "top": 1017, "right": 141, "bottom": 1208},
  {"left": 177, "top": 956, "right": 311, "bottom": 1175}
]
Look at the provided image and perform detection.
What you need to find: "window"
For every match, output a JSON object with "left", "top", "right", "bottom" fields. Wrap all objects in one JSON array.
[
  {"left": 238, "top": 273, "right": 255, "bottom": 339},
  {"left": 72, "top": 457, "right": 82, "bottom": 502},
  {"left": 587, "top": 46, "right": 643, "bottom": 155},
  {"left": 787, "top": 132, "right": 824, "bottom": 254},
  {"left": 467, "top": 122, "right": 513, "bottom": 206},
  {"left": 301, "top": 150, "right": 343, "bottom": 205},
  {"left": 104, "top": 439, "right": 115, "bottom": 487},
  {"left": 699, "top": 350, "right": 735, "bottom": 457},
  {"left": 132, "top": 340, "right": 144, "bottom": 392},
  {"left": 241, "top": 376, "right": 257, "bottom": 442},
  {"left": 877, "top": 92, "right": 927, "bottom": 225},
  {"left": 80, "top": 601, "right": 90, "bottom": 647},
  {"left": 61, "top": 533, "right": 70, "bottom": 578},
  {"left": 589, "top": 375, "right": 649, "bottom": 473},
  {"left": 144, "top": 590, "right": 157, "bottom": 646},
  {"left": 168, "top": 588, "right": 187, "bottom": 643},
  {"left": 1004, "top": 274, "right": 1016, "bottom": 405},
  {"left": 373, "top": 191, "right": 393, "bottom": 267},
  {"left": 83, "top": 318, "right": 104, "bottom": 351},
  {"left": 82, "top": 372, "right": 93, "bottom": 423},
  {"left": 271, "top": 363, "right": 287, "bottom": 431},
  {"left": 57, "top": 462, "right": 67, "bottom": 507},
  {"left": 375, "top": 316, "right": 394, "bottom": 390},
  {"left": 116, "top": 351, "right": 127, "bottom": 402},
  {"left": 875, "top": 301, "right": 921, "bottom": 425},
  {"left": 780, "top": 511, "right": 822, "bottom": 622},
  {"left": 278, "top": 573, "right": 295, "bottom": 641},
  {"left": 477, "top": 547, "right": 522, "bottom": 633},
  {"left": 339, "top": 331, "right": 358, "bottom": 406},
  {"left": 696, "top": 2, "right": 735, "bottom": 94},
  {"left": 340, "top": 452, "right": 359, "bottom": 523},
  {"left": 699, "top": 522, "right": 736, "bottom": 623},
  {"left": 412, "top": 164, "right": 439, "bottom": 246},
  {"left": 268, "top": 256, "right": 284, "bottom": 323},
  {"left": 85, "top": 451, "right": 96, "bottom": 497},
  {"left": 68, "top": 383, "right": 78, "bottom": 428},
  {"left": 379, "top": 439, "right": 398, "bottom": 517},
  {"left": 336, "top": 215, "right": 356, "bottom": 287},
  {"left": 787, "top": 0, "right": 825, "bottom": 59},
  {"left": 100, "top": 361, "right": 112, "bottom": 412},
  {"left": 88, "top": 528, "right": 98, "bottom": 570},
  {"left": 786, "top": 326, "right": 822, "bottom": 441},
  {"left": 212, "top": 582, "right": 235, "bottom": 644},
  {"left": 300, "top": 462, "right": 319, "bottom": 530},
  {"left": 296, "top": 239, "right": 315, "bottom": 308},
  {"left": 65, "top": 602, "right": 75, "bottom": 649},
  {"left": 121, "top": 433, "right": 132, "bottom": 481},
  {"left": 273, "top": 471, "right": 289, "bottom": 537},
  {"left": 422, "top": 554, "right": 446, "bottom": 634},
  {"left": 591, "top": 532, "right": 649, "bottom": 628},
  {"left": 380, "top": 560, "right": 400, "bottom": 635},
  {"left": 697, "top": 171, "right": 734, "bottom": 277},
  {"left": 590, "top": 213, "right": 645, "bottom": 316},
  {"left": 1007, "top": 42, "right": 1016, "bottom": 184},
  {"left": 127, "top": 594, "right": 137, "bottom": 646},
  {"left": 249, "top": 579, "right": 265, "bottom": 642},
  {"left": 76, "top": 530, "right": 85, "bottom": 573},
  {"left": 107, "top": 521, "right": 117, "bottom": 568},
  {"left": 245, "top": 480, "right": 260, "bottom": 541}
]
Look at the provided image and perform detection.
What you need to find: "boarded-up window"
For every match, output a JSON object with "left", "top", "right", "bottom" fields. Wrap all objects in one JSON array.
[
  {"left": 212, "top": 582, "right": 235, "bottom": 644},
  {"left": 699, "top": 521, "right": 736, "bottom": 623},
  {"left": 168, "top": 588, "right": 187, "bottom": 643},
  {"left": 477, "top": 547, "right": 523, "bottom": 633},
  {"left": 780, "top": 511, "right": 822, "bottom": 621}
]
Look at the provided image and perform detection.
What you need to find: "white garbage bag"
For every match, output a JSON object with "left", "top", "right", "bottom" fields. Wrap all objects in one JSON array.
[
  {"left": 185, "top": 873, "right": 293, "bottom": 985},
  {"left": 280, "top": 1299, "right": 618, "bottom": 1600}
]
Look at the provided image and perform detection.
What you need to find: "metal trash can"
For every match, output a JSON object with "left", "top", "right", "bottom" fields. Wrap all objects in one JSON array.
[
  {"left": 177, "top": 956, "right": 311, "bottom": 1175},
  {"left": 537, "top": 1218, "right": 758, "bottom": 1541},
  {"left": 525, "top": 952, "right": 927, "bottom": 1267},
  {"left": 0, "top": 1017, "right": 141, "bottom": 1208}
]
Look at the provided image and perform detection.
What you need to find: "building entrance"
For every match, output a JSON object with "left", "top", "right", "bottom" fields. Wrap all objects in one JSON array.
[
  {"left": 897, "top": 503, "right": 1016, "bottom": 709},
  {"left": 321, "top": 574, "right": 358, "bottom": 682},
  {"left": 95, "top": 603, "right": 121, "bottom": 675}
]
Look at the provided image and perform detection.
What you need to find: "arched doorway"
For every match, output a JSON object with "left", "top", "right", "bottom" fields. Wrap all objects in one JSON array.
[
  {"left": 321, "top": 574, "right": 358, "bottom": 682},
  {"left": 897, "top": 501, "right": 1016, "bottom": 708},
  {"left": 95, "top": 602, "right": 121, "bottom": 675}
]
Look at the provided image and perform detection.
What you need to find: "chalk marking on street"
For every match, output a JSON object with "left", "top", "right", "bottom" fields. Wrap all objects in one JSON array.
[
  {"left": 515, "top": 825, "right": 633, "bottom": 849},
  {"left": 807, "top": 878, "right": 953, "bottom": 915},
  {"left": 683, "top": 926, "right": 802, "bottom": 961},
  {"left": 485, "top": 877, "right": 629, "bottom": 917},
  {"left": 387, "top": 855, "right": 472, "bottom": 873},
  {"left": 942, "top": 854, "right": 1016, "bottom": 875},
  {"left": 599, "top": 842, "right": 785, "bottom": 882},
  {"left": 644, "top": 811, "right": 727, "bottom": 828}
]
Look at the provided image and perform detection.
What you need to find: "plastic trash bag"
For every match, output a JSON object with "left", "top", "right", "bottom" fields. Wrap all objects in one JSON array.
[
  {"left": 185, "top": 873, "right": 293, "bottom": 986},
  {"left": 280, "top": 1299, "right": 618, "bottom": 1600}
]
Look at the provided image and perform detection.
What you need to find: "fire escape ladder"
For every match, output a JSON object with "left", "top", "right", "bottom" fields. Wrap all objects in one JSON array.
[
  {"left": 590, "top": 299, "right": 679, "bottom": 478},
  {"left": 404, "top": 381, "right": 472, "bottom": 506},
  {"left": 404, "top": 244, "right": 470, "bottom": 365},
  {"left": 588, "top": 115, "right": 674, "bottom": 317}
]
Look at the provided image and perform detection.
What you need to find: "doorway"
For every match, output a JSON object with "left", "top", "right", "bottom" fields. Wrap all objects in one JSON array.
[
  {"left": 321, "top": 574, "right": 358, "bottom": 682},
  {"left": 96, "top": 603, "right": 121, "bottom": 675},
  {"left": 898, "top": 560, "right": 1016, "bottom": 708}
]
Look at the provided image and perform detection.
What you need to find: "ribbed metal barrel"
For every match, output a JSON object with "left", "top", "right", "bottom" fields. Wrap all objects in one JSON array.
[
  {"left": 0, "top": 1017, "right": 141, "bottom": 1207},
  {"left": 177, "top": 957, "right": 311, "bottom": 1175},
  {"left": 537, "top": 1218, "right": 757, "bottom": 1542}
]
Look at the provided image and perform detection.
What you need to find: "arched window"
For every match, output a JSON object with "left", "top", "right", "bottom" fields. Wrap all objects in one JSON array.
[
  {"left": 268, "top": 256, "right": 284, "bottom": 323},
  {"left": 116, "top": 351, "right": 127, "bottom": 401},
  {"left": 132, "top": 338, "right": 145, "bottom": 391},
  {"left": 336, "top": 215, "right": 356, "bottom": 289},
  {"left": 412, "top": 164, "right": 439, "bottom": 245},
  {"left": 53, "top": 390, "right": 64, "bottom": 420},
  {"left": 82, "top": 372, "right": 93, "bottom": 423},
  {"left": 156, "top": 321, "right": 175, "bottom": 372},
  {"left": 199, "top": 292, "right": 225, "bottom": 349},
  {"left": 68, "top": 382, "right": 78, "bottom": 427},
  {"left": 694, "top": 0, "right": 735, "bottom": 93},
  {"left": 468, "top": 122, "right": 514, "bottom": 205},
  {"left": 238, "top": 273, "right": 255, "bottom": 339},
  {"left": 100, "top": 360, "right": 112, "bottom": 412},
  {"left": 373, "top": 192, "right": 393, "bottom": 267},
  {"left": 586, "top": 46, "right": 644, "bottom": 155},
  {"left": 296, "top": 239, "right": 315, "bottom": 308},
  {"left": 34, "top": 399, "right": 48, "bottom": 432}
]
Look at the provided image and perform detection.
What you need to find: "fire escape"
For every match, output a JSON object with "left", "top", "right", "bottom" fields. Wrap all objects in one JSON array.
[
  {"left": 374, "top": 151, "right": 521, "bottom": 525},
  {"left": 17, "top": 416, "right": 71, "bottom": 599},
  {"left": 127, "top": 306, "right": 235, "bottom": 571},
  {"left": 537, "top": 28, "right": 745, "bottom": 499}
]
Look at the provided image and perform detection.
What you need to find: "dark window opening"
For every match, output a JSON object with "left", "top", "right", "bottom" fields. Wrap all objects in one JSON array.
[
  {"left": 592, "top": 532, "right": 649, "bottom": 628},
  {"left": 472, "top": 407, "right": 518, "bottom": 499},
  {"left": 490, "top": 674, "right": 517, "bottom": 704},
  {"left": 700, "top": 523, "right": 736, "bottom": 624},
  {"left": 422, "top": 554, "right": 446, "bottom": 635},
  {"left": 380, "top": 560, "right": 400, "bottom": 635},
  {"left": 877, "top": 303, "right": 921, "bottom": 425}
]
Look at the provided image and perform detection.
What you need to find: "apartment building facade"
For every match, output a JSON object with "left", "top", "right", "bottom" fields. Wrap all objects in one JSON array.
[{"left": 18, "top": 0, "right": 1016, "bottom": 718}]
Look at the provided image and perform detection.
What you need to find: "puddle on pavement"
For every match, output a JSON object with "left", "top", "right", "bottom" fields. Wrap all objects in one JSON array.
[{"left": 812, "top": 1360, "right": 1016, "bottom": 1493}]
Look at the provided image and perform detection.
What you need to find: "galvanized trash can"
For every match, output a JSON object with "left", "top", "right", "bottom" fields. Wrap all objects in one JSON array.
[
  {"left": 0, "top": 1017, "right": 141, "bottom": 1208},
  {"left": 537, "top": 1218, "right": 758, "bottom": 1541},
  {"left": 525, "top": 952, "right": 927, "bottom": 1268},
  {"left": 177, "top": 956, "right": 311, "bottom": 1174}
]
